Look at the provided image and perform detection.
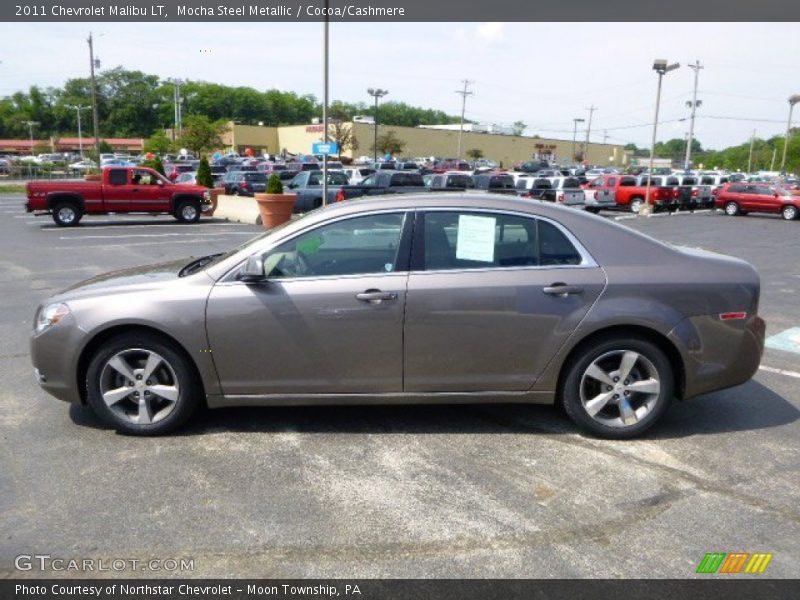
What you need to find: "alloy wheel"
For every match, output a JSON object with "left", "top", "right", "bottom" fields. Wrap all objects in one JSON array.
[
  {"left": 579, "top": 350, "right": 661, "bottom": 428},
  {"left": 58, "top": 206, "right": 76, "bottom": 224},
  {"left": 98, "top": 348, "right": 180, "bottom": 425},
  {"left": 181, "top": 204, "right": 198, "bottom": 221}
]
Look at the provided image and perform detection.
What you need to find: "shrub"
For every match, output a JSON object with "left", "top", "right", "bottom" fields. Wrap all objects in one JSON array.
[
  {"left": 267, "top": 173, "right": 283, "bottom": 194},
  {"left": 196, "top": 156, "right": 214, "bottom": 188}
]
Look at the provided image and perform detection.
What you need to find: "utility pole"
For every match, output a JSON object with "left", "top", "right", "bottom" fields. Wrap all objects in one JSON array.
[
  {"left": 771, "top": 146, "right": 777, "bottom": 171},
  {"left": 87, "top": 32, "right": 101, "bottom": 155},
  {"left": 684, "top": 59, "right": 703, "bottom": 171},
  {"left": 571, "top": 118, "right": 584, "bottom": 164},
  {"left": 23, "top": 121, "right": 39, "bottom": 155},
  {"left": 455, "top": 79, "right": 473, "bottom": 160},
  {"left": 603, "top": 130, "right": 609, "bottom": 144},
  {"left": 747, "top": 129, "right": 756, "bottom": 173},
  {"left": 584, "top": 105, "right": 596, "bottom": 163},
  {"left": 780, "top": 95, "right": 800, "bottom": 174}
]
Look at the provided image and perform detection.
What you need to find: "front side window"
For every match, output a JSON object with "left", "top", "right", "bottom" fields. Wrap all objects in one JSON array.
[
  {"left": 262, "top": 213, "right": 406, "bottom": 279},
  {"left": 108, "top": 169, "right": 128, "bottom": 185},
  {"left": 422, "top": 212, "right": 583, "bottom": 271}
]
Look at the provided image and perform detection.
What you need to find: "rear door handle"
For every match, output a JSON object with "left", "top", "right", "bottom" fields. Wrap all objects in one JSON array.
[
  {"left": 543, "top": 283, "right": 583, "bottom": 297},
  {"left": 356, "top": 289, "right": 398, "bottom": 303}
]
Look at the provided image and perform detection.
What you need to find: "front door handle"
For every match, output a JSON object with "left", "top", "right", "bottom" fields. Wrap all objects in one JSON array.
[
  {"left": 543, "top": 283, "right": 583, "bottom": 297},
  {"left": 356, "top": 289, "right": 398, "bottom": 303}
]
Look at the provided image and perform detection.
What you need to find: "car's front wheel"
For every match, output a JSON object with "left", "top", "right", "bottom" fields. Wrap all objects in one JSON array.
[
  {"left": 174, "top": 200, "right": 201, "bottom": 223},
  {"left": 629, "top": 198, "right": 644, "bottom": 213},
  {"left": 560, "top": 336, "right": 674, "bottom": 439},
  {"left": 781, "top": 205, "right": 798, "bottom": 221},
  {"left": 86, "top": 333, "right": 201, "bottom": 435}
]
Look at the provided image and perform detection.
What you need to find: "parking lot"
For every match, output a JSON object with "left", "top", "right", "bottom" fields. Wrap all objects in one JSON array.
[{"left": 0, "top": 195, "right": 798, "bottom": 578}]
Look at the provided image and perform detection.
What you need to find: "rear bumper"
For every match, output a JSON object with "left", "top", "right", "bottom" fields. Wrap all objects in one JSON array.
[{"left": 670, "top": 314, "right": 766, "bottom": 399}]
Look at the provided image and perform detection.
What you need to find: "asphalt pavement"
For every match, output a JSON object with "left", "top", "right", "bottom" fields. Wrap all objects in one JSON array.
[{"left": 0, "top": 196, "right": 797, "bottom": 578}]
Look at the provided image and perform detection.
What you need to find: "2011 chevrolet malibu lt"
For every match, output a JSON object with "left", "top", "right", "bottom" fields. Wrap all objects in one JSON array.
[{"left": 30, "top": 195, "right": 765, "bottom": 438}]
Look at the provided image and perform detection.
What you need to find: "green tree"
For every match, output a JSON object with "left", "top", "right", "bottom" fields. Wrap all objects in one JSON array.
[
  {"left": 512, "top": 121, "right": 526, "bottom": 136},
  {"left": 371, "top": 130, "right": 405, "bottom": 156},
  {"left": 177, "top": 115, "right": 227, "bottom": 156},
  {"left": 144, "top": 130, "right": 175, "bottom": 155},
  {"left": 196, "top": 156, "right": 214, "bottom": 188},
  {"left": 466, "top": 148, "right": 484, "bottom": 160}
]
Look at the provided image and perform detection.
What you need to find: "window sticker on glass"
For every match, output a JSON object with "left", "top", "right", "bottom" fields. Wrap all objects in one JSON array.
[{"left": 455, "top": 215, "right": 496, "bottom": 263}]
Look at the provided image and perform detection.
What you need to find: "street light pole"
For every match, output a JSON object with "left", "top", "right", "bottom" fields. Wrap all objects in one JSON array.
[
  {"left": 747, "top": 129, "right": 756, "bottom": 173},
  {"left": 367, "top": 88, "right": 388, "bottom": 164},
  {"left": 68, "top": 105, "right": 90, "bottom": 158},
  {"left": 779, "top": 94, "right": 800, "bottom": 174},
  {"left": 87, "top": 32, "right": 101, "bottom": 155},
  {"left": 584, "top": 106, "right": 596, "bottom": 163},
  {"left": 684, "top": 60, "right": 703, "bottom": 171},
  {"left": 643, "top": 59, "right": 680, "bottom": 216},
  {"left": 571, "top": 118, "right": 584, "bottom": 164},
  {"left": 23, "top": 121, "right": 39, "bottom": 155}
]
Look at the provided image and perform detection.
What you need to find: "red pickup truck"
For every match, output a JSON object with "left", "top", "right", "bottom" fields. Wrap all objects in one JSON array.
[
  {"left": 26, "top": 166, "right": 211, "bottom": 226},
  {"left": 588, "top": 174, "right": 677, "bottom": 213}
]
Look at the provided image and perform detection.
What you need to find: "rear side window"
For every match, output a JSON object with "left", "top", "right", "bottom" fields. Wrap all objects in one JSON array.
[
  {"left": 539, "top": 221, "right": 582, "bottom": 266},
  {"left": 563, "top": 177, "right": 580, "bottom": 188},
  {"left": 108, "top": 169, "right": 128, "bottom": 185},
  {"left": 620, "top": 177, "right": 637, "bottom": 187},
  {"left": 728, "top": 184, "right": 746, "bottom": 193}
]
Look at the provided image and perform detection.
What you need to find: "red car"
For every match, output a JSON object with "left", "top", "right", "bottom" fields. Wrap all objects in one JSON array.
[
  {"left": 26, "top": 166, "right": 211, "bottom": 226},
  {"left": 716, "top": 182, "right": 800, "bottom": 220},
  {"left": 589, "top": 174, "right": 677, "bottom": 213}
]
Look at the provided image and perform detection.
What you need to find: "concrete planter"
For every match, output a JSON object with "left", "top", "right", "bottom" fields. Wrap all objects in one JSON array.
[
  {"left": 206, "top": 187, "right": 224, "bottom": 216},
  {"left": 255, "top": 193, "right": 296, "bottom": 230}
]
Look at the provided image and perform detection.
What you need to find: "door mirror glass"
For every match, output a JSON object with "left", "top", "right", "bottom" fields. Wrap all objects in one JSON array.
[{"left": 241, "top": 254, "right": 265, "bottom": 282}]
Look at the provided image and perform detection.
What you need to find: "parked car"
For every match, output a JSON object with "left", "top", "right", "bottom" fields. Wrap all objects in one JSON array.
[
  {"left": 535, "top": 177, "right": 586, "bottom": 207},
  {"left": 635, "top": 175, "right": 684, "bottom": 211},
  {"left": 286, "top": 170, "right": 351, "bottom": 212},
  {"left": 433, "top": 159, "right": 471, "bottom": 173},
  {"left": 286, "top": 162, "right": 320, "bottom": 172},
  {"left": 68, "top": 159, "right": 98, "bottom": 174},
  {"left": 515, "top": 160, "right": 551, "bottom": 173},
  {"left": 342, "top": 167, "right": 375, "bottom": 185},
  {"left": 166, "top": 163, "right": 196, "bottom": 181},
  {"left": 716, "top": 182, "right": 800, "bottom": 220},
  {"left": 29, "top": 194, "right": 765, "bottom": 438},
  {"left": 225, "top": 164, "right": 257, "bottom": 173},
  {"left": 395, "top": 161, "right": 420, "bottom": 171},
  {"left": 336, "top": 171, "right": 429, "bottom": 201},
  {"left": 580, "top": 177, "right": 618, "bottom": 213},
  {"left": 256, "top": 163, "right": 289, "bottom": 174},
  {"left": 25, "top": 166, "right": 211, "bottom": 226},
  {"left": 427, "top": 172, "right": 475, "bottom": 191},
  {"left": 471, "top": 173, "right": 517, "bottom": 195},
  {"left": 516, "top": 177, "right": 554, "bottom": 198},
  {"left": 174, "top": 172, "right": 198, "bottom": 185},
  {"left": 674, "top": 175, "right": 713, "bottom": 210},
  {"left": 589, "top": 174, "right": 676, "bottom": 213},
  {"left": 226, "top": 172, "right": 268, "bottom": 196}
]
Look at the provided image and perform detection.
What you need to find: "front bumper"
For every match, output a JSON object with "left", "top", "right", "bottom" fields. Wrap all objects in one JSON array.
[{"left": 30, "top": 313, "right": 86, "bottom": 405}]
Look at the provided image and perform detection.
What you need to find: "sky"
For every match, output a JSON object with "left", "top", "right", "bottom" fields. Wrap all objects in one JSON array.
[{"left": 1, "top": 21, "right": 799, "bottom": 150}]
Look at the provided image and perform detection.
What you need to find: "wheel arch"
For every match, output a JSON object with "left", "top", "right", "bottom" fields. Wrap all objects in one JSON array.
[
  {"left": 171, "top": 194, "right": 202, "bottom": 209},
  {"left": 76, "top": 324, "right": 206, "bottom": 405},
  {"left": 555, "top": 324, "right": 686, "bottom": 404},
  {"left": 47, "top": 193, "right": 85, "bottom": 211}
]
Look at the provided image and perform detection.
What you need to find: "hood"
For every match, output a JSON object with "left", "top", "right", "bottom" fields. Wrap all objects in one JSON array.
[{"left": 58, "top": 258, "right": 197, "bottom": 296}]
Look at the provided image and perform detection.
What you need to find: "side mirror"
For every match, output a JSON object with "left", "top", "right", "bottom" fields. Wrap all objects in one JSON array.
[
  {"left": 240, "top": 254, "right": 265, "bottom": 282},
  {"left": 157, "top": 179, "right": 165, "bottom": 186}
]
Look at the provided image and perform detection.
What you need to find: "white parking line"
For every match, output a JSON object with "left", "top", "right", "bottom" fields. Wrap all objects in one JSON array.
[
  {"left": 758, "top": 365, "right": 800, "bottom": 379},
  {"left": 51, "top": 238, "right": 240, "bottom": 250},
  {"left": 58, "top": 232, "right": 255, "bottom": 240}
]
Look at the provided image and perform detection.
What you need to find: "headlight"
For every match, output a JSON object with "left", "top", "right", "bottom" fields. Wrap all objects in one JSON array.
[
  {"left": 35, "top": 303, "right": 70, "bottom": 334},
  {"left": 203, "top": 190, "right": 211, "bottom": 200}
]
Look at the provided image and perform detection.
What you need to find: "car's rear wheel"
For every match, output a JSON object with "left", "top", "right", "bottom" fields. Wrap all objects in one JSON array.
[
  {"left": 629, "top": 198, "right": 643, "bottom": 213},
  {"left": 560, "top": 336, "right": 674, "bottom": 439},
  {"left": 585, "top": 207, "right": 600, "bottom": 214},
  {"left": 52, "top": 202, "right": 83, "bottom": 227},
  {"left": 724, "top": 201, "right": 741, "bottom": 216},
  {"left": 86, "top": 333, "right": 200, "bottom": 435},
  {"left": 781, "top": 205, "right": 798, "bottom": 221},
  {"left": 174, "top": 200, "right": 200, "bottom": 223}
]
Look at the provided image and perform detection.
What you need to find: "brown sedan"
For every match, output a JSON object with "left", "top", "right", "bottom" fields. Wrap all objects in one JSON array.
[{"left": 30, "top": 194, "right": 765, "bottom": 438}]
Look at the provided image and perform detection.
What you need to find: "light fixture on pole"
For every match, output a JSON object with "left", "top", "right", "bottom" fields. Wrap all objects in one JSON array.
[
  {"left": 779, "top": 94, "right": 800, "bottom": 174},
  {"left": 571, "top": 118, "right": 585, "bottom": 164},
  {"left": 642, "top": 59, "right": 680, "bottom": 216},
  {"left": 367, "top": 88, "right": 388, "bottom": 164},
  {"left": 67, "top": 105, "right": 90, "bottom": 158},
  {"left": 23, "top": 120, "right": 39, "bottom": 155}
]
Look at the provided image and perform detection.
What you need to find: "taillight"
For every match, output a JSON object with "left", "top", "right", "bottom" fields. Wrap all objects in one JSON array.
[
  {"left": 692, "top": 188, "right": 699, "bottom": 197},
  {"left": 241, "top": 182, "right": 248, "bottom": 190},
  {"left": 558, "top": 193, "right": 565, "bottom": 203},
  {"left": 672, "top": 189, "right": 680, "bottom": 198},
  {"left": 719, "top": 312, "right": 747, "bottom": 321},
  {"left": 336, "top": 189, "right": 345, "bottom": 202}
]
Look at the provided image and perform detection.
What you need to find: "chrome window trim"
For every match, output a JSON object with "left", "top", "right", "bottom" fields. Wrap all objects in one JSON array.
[{"left": 217, "top": 206, "right": 598, "bottom": 285}]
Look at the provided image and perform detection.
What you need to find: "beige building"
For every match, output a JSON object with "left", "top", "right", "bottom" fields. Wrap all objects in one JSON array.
[{"left": 220, "top": 121, "right": 628, "bottom": 166}]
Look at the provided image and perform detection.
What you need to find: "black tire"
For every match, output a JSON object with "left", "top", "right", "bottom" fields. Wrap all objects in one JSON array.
[
  {"left": 585, "top": 207, "right": 600, "bottom": 214},
  {"left": 52, "top": 201, "right": 83, "bottom": 227},
  {"left": 174, "top": 199, "right": 201, "bottom": 223},
  {"left": 629, "top": 198, "right": 644, "bottom": 213},
  {"left": 86, "top": 332, "right": 201, "bottom": 435},
  {"left": 724, "top": 201, "right": 740, "bottom": 217},
  {"left": 560, "top": 336, "right": 674, "bottom": 439},
  {"left": 781, "top": 205, "right": 798, "bottom": 221}
]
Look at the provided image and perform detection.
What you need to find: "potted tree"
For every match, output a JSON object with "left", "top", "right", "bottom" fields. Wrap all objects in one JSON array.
[
  {"left": 196, "top": 156, "right": 222, "bottom": 216},
  {"left": 255, "top": 174, "right": 296, "bottom": 229}
]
